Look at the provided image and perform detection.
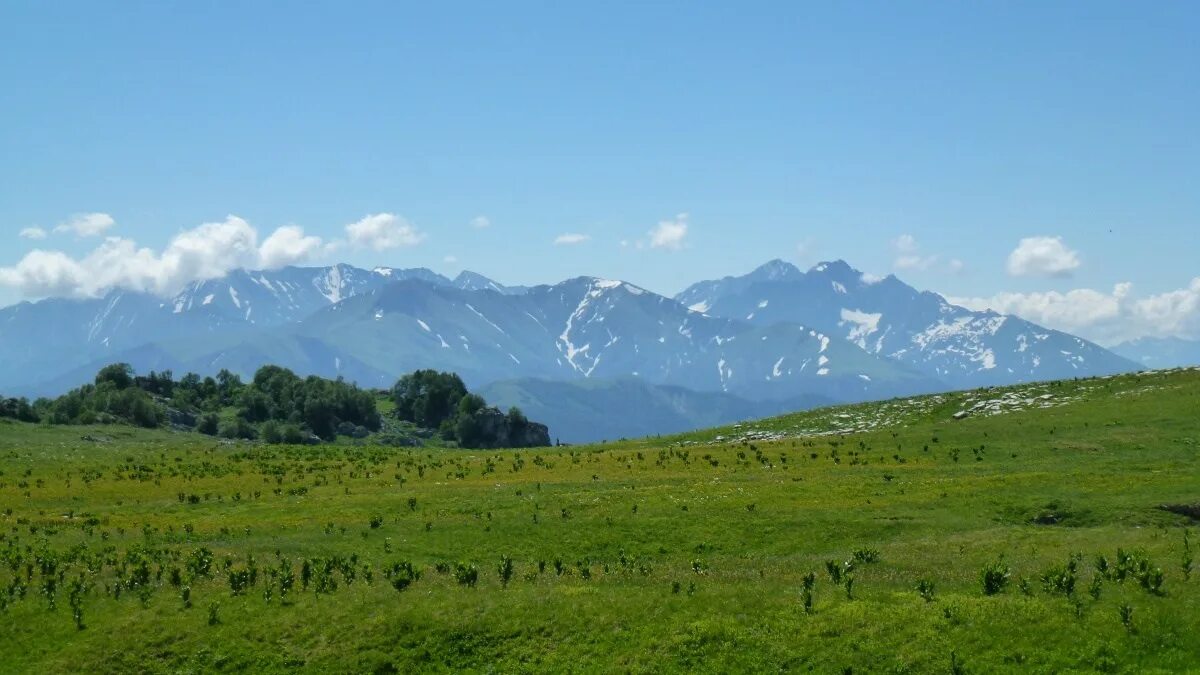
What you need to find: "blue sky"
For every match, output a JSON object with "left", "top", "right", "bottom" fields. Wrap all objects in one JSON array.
[{"left": 1, "top": 2, "right": 1197, "bottom": 343}]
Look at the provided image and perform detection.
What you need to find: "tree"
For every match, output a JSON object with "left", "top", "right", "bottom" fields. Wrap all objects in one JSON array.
[
  {"left": 218, "top": 418, "right": 256, "bottom": 440},
  {"left": 506, "top": 407, "right": 529, "bottom": 445},
  {"left": 391, "top": 370, "right": 467, "bottom": 429},
  {"left": 261, "top": 420, "right": 283, "bottom": 444},
  {"left": 95, "top": 363, "right": 134, "bottom": 390},
  {"left": 197, "top": 413, "right": 220, "bottom": 436},
  {"left": 454, "top": 394, "right": 488, "bottom": 448},
  {"left": 304, "top": 394, "right": 337, "bottom": 440}
]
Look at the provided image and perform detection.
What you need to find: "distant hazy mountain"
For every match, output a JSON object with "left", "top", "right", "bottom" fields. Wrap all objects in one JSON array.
[
  {"left": 676, "top": 259, "right": 1138, "bottom": 388},
  {"left": 1111, "top": 336, "right": 1200, "bottom": 369},
  {"left": 0, "top": 264, "right": 510, "bottom": 393},
  {"left": 452, "top": 271, "right": 530, "bottom": 295},
  {"left": 479, "top": 377, "right": 832, "bottom": 443},
  {"left": 292, "top": 276, "right": 934, "bottom": 401},
  {"left": 1, "top": 260, "right": 1139, "bottom": 428}
]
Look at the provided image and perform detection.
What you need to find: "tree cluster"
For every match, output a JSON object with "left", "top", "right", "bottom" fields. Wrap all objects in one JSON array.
[{"left": 390, "top": 370, "right": 546, "bottom": 448}]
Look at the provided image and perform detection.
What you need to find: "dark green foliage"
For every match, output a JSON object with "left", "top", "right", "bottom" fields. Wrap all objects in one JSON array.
[
  {"left": 1040, "top": 557, "right": 1078, "bottom": 597},
  {"left": 498, "top": 555, "right": 514, "bottom": 588},
  {"left": 197, "top": 413, "right": 220, "bottom": 436},
  {"left": 95, "top": 363, "right": 134, "bottom": 390},
  {"left": 41, "top": 372, "right": 164, "bottom": 428},
  {"left": 244, "top": 366, "right": 380, "bottom": 441},
  {"left": 917, "top": 579, "right": 935, "bottom": 602},
  {"left": 852, "top": 548, "right": 880, "bottom": 564},
  {"left": 0, "top": 396, "right": 39, "bottom": 423},
  {"left": 390, "top": 371, "right": 547, "bottom": 448},
  {"left": 1183, "top": 530, "right": 1193, "bottom": 581},
  {"left": 453, "top": 394, "right": 488, "bottom": 446},
  {"left": 391, "top": 370, "right": 468, "bottom": 429},
  {"left": 219, "top": 418, "right": 257, "bottom": 441},
  {"left": 453, "top": 562, "right": 478, "bottom": 587},
  {"left": 981, "top": 560, "right": 1011, "bottom": 595},
  {"left": 1119, "top": 604, "right": 1135, "bottom": 633},
  {"left": 384, "top": 561, "right": 420, "bottom": 592},
  {"left": 261, "top": 420, "right": 283, "bottom": 444},
  {"left": 281, "top": 424, "right": 307, "bottom": 444}
]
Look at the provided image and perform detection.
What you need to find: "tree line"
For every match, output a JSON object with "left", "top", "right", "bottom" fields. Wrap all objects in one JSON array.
[{"left": 2, "top": 364, "right": 549, "bottom": 449}]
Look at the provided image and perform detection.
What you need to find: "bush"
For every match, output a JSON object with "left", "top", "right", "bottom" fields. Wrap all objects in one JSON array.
[
  {"left": 281, "top": 424, "right": 307, "bottom": 445},
  {"left": 197, "top": 413, "right": 220, "bottom": 436},
  {"left": 453, "top": 562, "right": 478, "bottom": 587},
  {"left": 219, "top": 418, "right": 257, "bottom": 440},
  {"left": 981, "top": 560, "right": 1011, "bottom": 595},
  {"left": 261, "top": 421, "right": 283, "bottom": 444}
]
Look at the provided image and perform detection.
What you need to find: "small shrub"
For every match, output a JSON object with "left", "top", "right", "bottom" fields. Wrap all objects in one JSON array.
[
  {"left": 498, "top": 555, "right": 514, "bottom": 588},
  {"left": 852, "top": 548, "right": 881, "bottom": 564},
  {"left": 916, "top": 579, "right": 935, "bottom": 602},
  {"left": 981, "top": 560, "right": 1011, "bottom": 595},
  {"left": 385, "top": 561, "right": 420, "bottom": 592},
  {"left": 454, "top": 562, "right": 478, "bottom": 587},
  {"left": 1119, "top": 604, "right": 1135, "bottom": 633}
]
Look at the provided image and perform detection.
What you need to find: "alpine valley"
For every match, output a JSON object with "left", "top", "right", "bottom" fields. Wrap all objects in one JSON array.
[{"left": 0, "top": 259, "right": 1142, "bottom": 442}]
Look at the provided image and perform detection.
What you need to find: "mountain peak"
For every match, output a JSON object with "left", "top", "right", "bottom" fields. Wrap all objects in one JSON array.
[
  {"left": 749, "top": 259, "right": 802, "bottom": 281},
  {"left": 808, "top": 259, "right": 859, "bottom": 277}
]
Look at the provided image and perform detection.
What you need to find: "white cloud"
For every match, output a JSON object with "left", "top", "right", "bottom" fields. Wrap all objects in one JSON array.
[
  {"left": 470, "top": 216, "right": 490, "bottom": 229},
  {"left": 443, "top": 255, "right": 458, "bottom": 264},
  {"left": 795, "top": 238, "right": 817, "bottom": 261},
  {"left": 19, "top": 227, "right": 47, "bottom": 240},
  {"left": 259, "top": 225, "right": 323, "bottom": 268},
  {"left": 54, "top": 212, "right": 115, "bottom": 237},
  {"left": 345, "top": 213, "right": 425, "bottom": 251},
  {"left": 0, "top": 215, "right": 333, "bottom": 299},
  {"left": 892, "top": 234, "right": 937, "bottom": 271},
  {"left": 554, "top": 233, "right": 591, "bottom": 246},
  {"left": 950, "top": 278, "right": 1200, "bottom": 345},
  {"left": 1006, "top": 236, "right": 1081, "bottom": 277},
  {"left": 948, "top": 258, "right": 965, "bottom": 274},
  {"left": 649, "top": 213, "right": 688, "bottom": 250}
]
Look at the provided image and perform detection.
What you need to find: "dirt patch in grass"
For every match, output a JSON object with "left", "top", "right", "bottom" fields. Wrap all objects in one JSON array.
[
  {"left": 1159, "top": 503, "right": 1200, "bottom": 521},
  {"left": 1001, "top": 501, "right": 1099, "bottom": 527}
]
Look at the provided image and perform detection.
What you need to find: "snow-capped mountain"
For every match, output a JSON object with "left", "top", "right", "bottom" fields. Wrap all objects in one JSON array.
[
  {"left": 676, "top": 259, "right": 1138, "bottom": 388},
  {"left": 452, "top": 271, "right": 529, "bottom": 295},
  {"left": 293, "top": 276, "right": 936, "bottom": 401},
  {"left": 167, "top": 264, "right": 392, "bottom": 327},
  {"left": 0, "top": 264, "right": 447, "bottom": 391},
  {"left": 1, "top": 259, "right": 1139, "bottom": 401}
]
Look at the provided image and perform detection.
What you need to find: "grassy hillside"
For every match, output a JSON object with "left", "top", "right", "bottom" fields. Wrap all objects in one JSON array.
[{"left": 0, "top": 368, "right": 1198, "bottom": 672}]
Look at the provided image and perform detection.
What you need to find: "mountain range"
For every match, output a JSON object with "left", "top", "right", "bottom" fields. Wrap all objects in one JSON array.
[
  {"left": 0, "top": 259, "right": 1149, "bottom": 441},
  {"left": 1111, "top": 336, "right": 1200, "bottom": 370}
]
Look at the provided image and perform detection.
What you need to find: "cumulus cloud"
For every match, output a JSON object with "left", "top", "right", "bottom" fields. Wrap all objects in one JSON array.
[
  {"left": 892, "top": 234, "right": 938, "bottom": 271},
  {"left": 0, "top": 215, "right": 328, "bottom": 299},
  {"left": 649, "top": 213, "right": 688, "bottom": 250},
  {"left": 345, "top": 213, "right": 425, "bottom": 251},
  {"left": 259, "top": 225, "right": 324, "bottom": 269},
  {"left": 470, "top": 216, "right": 490, "bottom": 229},
  {"left": 1007, "top": 236, "right": 1081, "bottom": 277},
  {"left": 54, "top": 212, "right": 115, "bottom": 237},
  {"left": 19, "top": 227, "right": 47, "bottom": 240},
  {"left": 950, "top": 278, "right": 1200, "bottom": 345},
  {"left": 554, "top": 233, "right": 591, "bottom": 246}
]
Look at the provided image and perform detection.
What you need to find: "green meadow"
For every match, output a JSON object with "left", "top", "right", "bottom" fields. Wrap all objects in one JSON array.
[{"left": 1, "top": 368, "right": 1198, "bottom": 673}]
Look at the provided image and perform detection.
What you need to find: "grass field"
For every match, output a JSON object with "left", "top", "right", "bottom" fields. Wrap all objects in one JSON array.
[{"left": 1, "top": 368, "right": 1198, "bottom": 673}]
